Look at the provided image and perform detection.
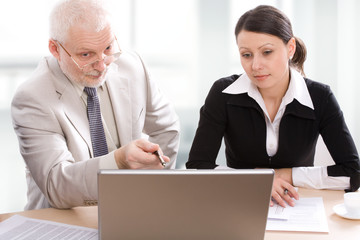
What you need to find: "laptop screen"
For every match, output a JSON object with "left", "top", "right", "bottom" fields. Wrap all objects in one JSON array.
[{"left": 98, "top": 169, "right": 274, "bottom": 240}]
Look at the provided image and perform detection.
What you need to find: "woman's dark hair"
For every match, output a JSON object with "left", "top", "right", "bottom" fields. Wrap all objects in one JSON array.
[{"left": 235, "top": 5, "right": 307, "bottom": 76}]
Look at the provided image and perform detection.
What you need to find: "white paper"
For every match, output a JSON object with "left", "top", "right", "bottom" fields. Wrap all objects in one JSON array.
[
  {"left": 267, "top": 203, "right": 290, "bottom": 220},
  {"left": 267, "top": 187, "right": 297, "bottom": 221},
  {"left": 266, "top": 197, "right": 329, "bottom": 232},
  {"left": 0, "top": 215, "right": 98, "bottom": 240}
]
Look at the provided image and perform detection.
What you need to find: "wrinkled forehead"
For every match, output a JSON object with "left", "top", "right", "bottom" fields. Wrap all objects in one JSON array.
[
  {"left": 64, "top": 24, "right": 115, "bottom": 51},
  {"left": 62, "top": 15, "right": 112, "bottom": 42}
]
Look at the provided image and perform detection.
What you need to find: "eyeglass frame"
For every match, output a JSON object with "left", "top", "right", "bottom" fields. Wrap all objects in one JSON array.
[{"left": 56, "top": 36, "right": 122, "bottom": 71}]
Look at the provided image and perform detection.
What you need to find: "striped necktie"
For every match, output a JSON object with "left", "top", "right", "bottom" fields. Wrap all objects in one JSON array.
[{"left": 84, "top": 87, "right": 108, "bottom": 157}]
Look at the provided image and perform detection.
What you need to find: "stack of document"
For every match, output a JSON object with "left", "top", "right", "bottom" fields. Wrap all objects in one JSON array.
[{"left": 0, "top": 215, "right": 98, "bottom": 240}]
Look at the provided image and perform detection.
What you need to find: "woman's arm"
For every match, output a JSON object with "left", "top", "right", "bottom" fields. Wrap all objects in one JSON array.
[
  {"left": 298, "top": 83, "right": 360, "bottom": 191},
  {"left": 187, "top": 78, "right": 232, "bottom": 169}
]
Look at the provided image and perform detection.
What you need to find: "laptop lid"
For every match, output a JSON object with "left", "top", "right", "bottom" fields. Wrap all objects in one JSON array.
[{"left": 98, "top": 169, "right": 274, "bottom": 240}]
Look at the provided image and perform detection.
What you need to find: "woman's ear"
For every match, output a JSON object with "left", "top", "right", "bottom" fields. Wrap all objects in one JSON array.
[
  {"left": 49, "top": 39, "right": 61, "bottom": 60},
  {"left": 287, "top": 37, "right": 296, "bottom": 59}
]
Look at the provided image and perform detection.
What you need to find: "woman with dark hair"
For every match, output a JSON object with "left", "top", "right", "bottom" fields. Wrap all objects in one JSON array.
[{"left": 186, "top": 5, "right": 360, "bottom": 207}]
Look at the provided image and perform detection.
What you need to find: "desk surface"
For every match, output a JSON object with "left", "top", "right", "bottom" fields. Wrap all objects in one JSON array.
[{"left": 1, "top": 188, "right": 359, "bottom": 239}]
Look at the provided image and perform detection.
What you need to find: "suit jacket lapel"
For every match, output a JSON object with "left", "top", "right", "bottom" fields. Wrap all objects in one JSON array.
[
  {"left": 106, "top": 66, "right": 132, "bottom": 147},
  {"left": 48, "top": 57, "right": 93, "bottom": 152},
  {"left": 61, "top": 86, "right": 93, "bottom": 152}
]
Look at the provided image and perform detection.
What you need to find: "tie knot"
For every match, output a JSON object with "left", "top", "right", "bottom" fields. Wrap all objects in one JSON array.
[{"left": 84, "top": 87, "right": 97, "bottom": 97}]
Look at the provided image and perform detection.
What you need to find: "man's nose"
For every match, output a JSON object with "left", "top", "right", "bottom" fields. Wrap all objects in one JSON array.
[{"left": 92, "top": 55, "right": 108, "bottom": 71}]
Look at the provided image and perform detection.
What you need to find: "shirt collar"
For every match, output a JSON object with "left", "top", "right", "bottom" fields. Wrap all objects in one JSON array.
[
  {"left": 71, "top": 79, "right": 106, "bottom": 98},
  {"left": 222, "top": 68, "right": 314, "bottom": 110}
]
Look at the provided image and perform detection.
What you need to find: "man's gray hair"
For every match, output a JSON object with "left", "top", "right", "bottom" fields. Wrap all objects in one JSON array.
[{"left": 49, "top": 0, "right": 112, "bottom": 43}]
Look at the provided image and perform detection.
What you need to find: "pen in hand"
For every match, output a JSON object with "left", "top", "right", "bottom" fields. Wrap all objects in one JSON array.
[{"left": 153, "top": 150, "right": 166, "bottom": 167}]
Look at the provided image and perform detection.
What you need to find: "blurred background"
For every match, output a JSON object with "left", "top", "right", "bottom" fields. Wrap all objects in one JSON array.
[{"left": 1, "top": 0, "right": 359, "bottom": 213}]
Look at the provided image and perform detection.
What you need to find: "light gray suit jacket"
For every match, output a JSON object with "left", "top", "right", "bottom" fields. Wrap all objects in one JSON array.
[{"left": 11, "top": 51, "right": 180, "bottom": 210}]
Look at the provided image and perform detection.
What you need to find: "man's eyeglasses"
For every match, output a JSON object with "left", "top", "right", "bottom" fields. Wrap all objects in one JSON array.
[{"left": 57, "top": 36, "right": 122, "bottom": 72}]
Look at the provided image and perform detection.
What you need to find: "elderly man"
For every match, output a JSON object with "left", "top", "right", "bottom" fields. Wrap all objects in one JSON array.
[{"left": 11, "top": 0, "right": 180, "bottom": 210}]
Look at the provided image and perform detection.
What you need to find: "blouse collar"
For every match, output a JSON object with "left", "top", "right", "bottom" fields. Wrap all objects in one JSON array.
[{"left": 222, "top": 68, "right": 314, "bottom": 110}]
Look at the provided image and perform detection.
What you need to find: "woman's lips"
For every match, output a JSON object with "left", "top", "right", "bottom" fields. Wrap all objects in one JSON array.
[{"left": 254, "top": 74, "right": 269, "bottom": 81}]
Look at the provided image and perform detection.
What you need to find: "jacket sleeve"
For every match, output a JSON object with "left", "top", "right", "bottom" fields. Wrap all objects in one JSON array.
[
  {"left": 136, "top": 53, "right": 180, "bottom": 169},
  {"left": 317, "top": 85, "right": 360, "bottom": 191},
  {"left": 186, "top": 79, "right": 229, "bottom": 169},
  {"left": 11, "top": 85, "right": 101, "bottom": 209}
]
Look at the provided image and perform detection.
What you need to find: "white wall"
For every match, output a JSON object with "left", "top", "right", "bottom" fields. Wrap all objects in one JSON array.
[{"left": 1, "top": 0, "right": 359, "bottom": 213}]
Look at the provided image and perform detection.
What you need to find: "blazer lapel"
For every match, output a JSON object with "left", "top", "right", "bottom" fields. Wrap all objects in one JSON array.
[
  {"left": 61, "top": 86, "right": 93, "bottom": 152},
  {"left": 49, "top": 57, "right": 93, "bottom": 152},
  {"left": 106, "top": 67, "right": 132, "bottom": 146},
  {"left": 227, "top": 93, "right": 265, "bottom": 118}
]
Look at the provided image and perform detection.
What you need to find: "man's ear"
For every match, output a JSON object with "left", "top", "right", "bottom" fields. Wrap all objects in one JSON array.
[{"left": 49, "top": 39, "right": 60, "bottom": 60}]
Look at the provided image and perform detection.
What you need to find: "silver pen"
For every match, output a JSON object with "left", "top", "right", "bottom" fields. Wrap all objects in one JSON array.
[{"left": 153, "top": 150, "right": 166, "bottom": 167}]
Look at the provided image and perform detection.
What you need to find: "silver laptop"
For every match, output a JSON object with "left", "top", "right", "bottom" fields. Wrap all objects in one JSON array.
[{"left": 98, "top": 169, "right": 274, "bottom": 240}]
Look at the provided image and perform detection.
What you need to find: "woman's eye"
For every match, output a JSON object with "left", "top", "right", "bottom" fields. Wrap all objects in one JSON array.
[
  {"left": 263, "top": 50, "right": 272, "bottom": 55},
  {"left": 241, "top": 53, "right": 252, "bottom": 58}
]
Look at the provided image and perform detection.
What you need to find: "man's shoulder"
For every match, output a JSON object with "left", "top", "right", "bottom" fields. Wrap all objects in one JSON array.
[
  {"left": 12, "top": 56, "right": 58, "bottom": 103},
  {"left": 108, "top": 49, "right": 149, "bottom": 83},
  {"left": 19, "top": 56, "right": 56, "bottom": 86},
  {"left": 114, "top": 49, "right": 143, "bottom": 67}
]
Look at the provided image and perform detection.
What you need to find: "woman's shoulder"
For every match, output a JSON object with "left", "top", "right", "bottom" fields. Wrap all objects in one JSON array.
[
  {"left": 304, "top": 78, "right": 339, "bottom": 112},
  {"left": 304, "top": 78, "right": 331, "bottom": 93},
  {"left": 204, "top": 74, "right": 241, "bottom": 104},
  {"left": 211, "top": 74, "right": 241, "bottom": 91}
]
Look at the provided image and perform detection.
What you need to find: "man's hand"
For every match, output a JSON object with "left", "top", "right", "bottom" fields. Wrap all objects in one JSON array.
[
  {"left": 270, "top": 168, "right": 299, "bottom": 207},
  {"left": 114, "top": 139, "right": 170, "bottom": 169}
]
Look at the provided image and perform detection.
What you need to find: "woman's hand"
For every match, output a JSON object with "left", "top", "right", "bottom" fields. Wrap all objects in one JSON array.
[{"left": 270, "top": 168, "right": 299, "bottom": 207}]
